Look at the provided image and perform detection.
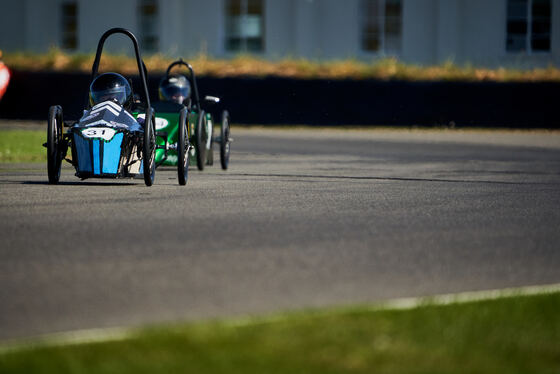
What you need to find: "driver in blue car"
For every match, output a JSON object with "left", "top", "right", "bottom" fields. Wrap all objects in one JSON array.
[
  {"left": 89, "top": 72, "right": 133, "bottom": 110},
  {"left": 80, "top": 72, "right": 141, "bottom": 131}
]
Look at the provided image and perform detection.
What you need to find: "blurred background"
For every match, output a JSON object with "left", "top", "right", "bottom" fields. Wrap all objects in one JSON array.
[
  {"left": 0, "top": 0, "right": 558, "bottom": 126},
  {"left": 0, "top": 0, "right": 558, "bottom": 68}
]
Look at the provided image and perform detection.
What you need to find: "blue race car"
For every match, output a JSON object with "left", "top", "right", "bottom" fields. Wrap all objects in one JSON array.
[{"left": 45, "top": 28, "right": 176, "bottom": 187}]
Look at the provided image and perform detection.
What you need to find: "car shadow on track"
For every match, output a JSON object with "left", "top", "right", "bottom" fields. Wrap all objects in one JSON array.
[
  {"left": 20, "top": 181, "right": 139, "bottom": 186},
  {"left": 221, "top": 173, "right": 553, "bottom": 186}
]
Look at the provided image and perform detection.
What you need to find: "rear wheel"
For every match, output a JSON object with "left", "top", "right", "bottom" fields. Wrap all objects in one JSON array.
[
  {"left": 177, "top": 107, "right": 189, "bottom": 185},
  {"left": 220, "top": 110, "right": 231, "bottom": 170},
  {"left": 195, "top": 110, "right": 207, "bottom": 171},
  {"left": 47, "top": 105, "right": 63, "bottom": 184},
  {"left": 143, "top": 107, "right": 156, "bottom": 186}
]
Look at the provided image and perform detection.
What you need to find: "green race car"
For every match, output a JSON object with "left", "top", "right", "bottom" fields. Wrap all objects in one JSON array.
[{"left": 153, "top": 59, "right": 231, "bottom": 181}]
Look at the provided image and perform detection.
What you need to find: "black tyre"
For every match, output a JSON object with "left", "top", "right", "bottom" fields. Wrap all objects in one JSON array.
[
  {"left": 195, "top": 110, "right": 207, "bottom": 171},
  {"left": 47, "top": 105, "right": 63, "bottom": 184},
  {"left": 220, "top": 110, "right": 231, "bottom": 170},
  {"left": 143, "top": 107, "right": 156, "bottom": 186},
  {"left": 177, "top": 107, "right": 189, "bottom": 185}
]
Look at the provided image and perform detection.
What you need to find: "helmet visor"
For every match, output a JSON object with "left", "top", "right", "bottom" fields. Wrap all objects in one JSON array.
[
  {"left": 91, "top": 86, "right": 128, "bottom": 106},
  {"left": 161, "top": 84, "right": 190, "bottom": 102}
]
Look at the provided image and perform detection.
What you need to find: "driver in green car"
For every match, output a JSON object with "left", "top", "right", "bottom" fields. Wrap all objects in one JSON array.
[{"left": 159, "top": 74, "right": 191, "bottom": 107}]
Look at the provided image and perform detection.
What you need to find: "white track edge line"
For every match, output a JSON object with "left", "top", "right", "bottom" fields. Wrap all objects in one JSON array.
[
  {"left": 367, "top": 282, "right": 560, "bottom": 310},
  {"left": 1, "top": 282, "right": 559, "bottom": 354}
]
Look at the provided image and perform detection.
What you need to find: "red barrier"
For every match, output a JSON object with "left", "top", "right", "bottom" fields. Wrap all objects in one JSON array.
[{"left": 0, "top": 62, "right": 10, "bottom": 101}]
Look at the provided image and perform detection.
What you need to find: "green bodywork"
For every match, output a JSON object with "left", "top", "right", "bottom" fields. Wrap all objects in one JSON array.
[
  {"left": 134, "top": 109, "right": 213, "bottom": 167},
  {"left": 153, "top": 111, "right": 191, "bottom": 166}
]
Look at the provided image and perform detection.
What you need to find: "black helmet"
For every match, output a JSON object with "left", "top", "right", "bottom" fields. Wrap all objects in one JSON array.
[
  {"left": 159, "top": 74, "right": 191, "bottom": 104},
  {"left": 89, "top": 72, "right": 132, "bottom": 108}
]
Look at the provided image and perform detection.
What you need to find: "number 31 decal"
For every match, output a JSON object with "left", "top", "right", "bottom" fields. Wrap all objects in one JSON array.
[{"left": 82, "top": 127, "right": 117, "bottom": 141}]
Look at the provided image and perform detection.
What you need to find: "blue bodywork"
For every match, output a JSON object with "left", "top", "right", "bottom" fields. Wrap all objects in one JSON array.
[{"left": 71, "top": 101, "right": 143, "bottom": 179}]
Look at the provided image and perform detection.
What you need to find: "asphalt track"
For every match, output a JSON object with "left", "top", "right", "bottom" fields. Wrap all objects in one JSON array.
[{"left": 1, "top": 127, "right": 560, "bottom": 340}]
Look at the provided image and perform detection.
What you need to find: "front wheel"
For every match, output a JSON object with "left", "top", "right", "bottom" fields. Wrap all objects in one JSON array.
[
  {"left": 195, "top": 110, "right": 207, "bottom": 171},
  {"left": 220, "top": 110, "right": 231, "bottom": 170},
  {"left": 143, "top": 107, "right": 156, "bottom": 186},
  {"left": 177, "top": 107, "right": 189, "bottom": 185},
  {"left": 47, "top": 105, "right": 63, "bottom": 184}
]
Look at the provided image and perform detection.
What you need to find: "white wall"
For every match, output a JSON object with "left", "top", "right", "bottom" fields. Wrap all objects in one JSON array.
[
  {"left": 265, "top": 0, "right": 294, "bottom": 58},
  {"left": 401, "top": 0, "right": 437, "bottom": 65},
  {"left": 267, "top": 0, "right": 360, "bottom": 59},
  {"left": 459, "top": 0, "right": 560, "bottom": 68},
  {"left": 553, "top": 0, "right": 560, "bottom": 65},
  {"left": 181, "top": 0, "right": 222, "bottom": 56},
  {"left": 460, "top": 0, "right": 504, "bottom": 66},
  {"left": 78, "top": 0, "right": 137, "bottom": 54},
  {"left": 24, "top": 0, "right": 59, "bottom": 52},
  {"left": 293, "top": 0, "right": 319, "bottom": 58},
  {"left": 1, "top": 0, "right": 559, "bottom": 68},
  {"left": 158, "top": 0, "right": 183, "bottom": 55},
  {"left": 316, "top": 0, "right": 360, "bottom": 59},
  {"left": 401, "top": 0, "right": 560, "bottom": 67},
  {"left": 435, "top": 0, "right": 461, "bottom": 62},
  {"left": 0, "top": 0, "right": 25, "bottom": 52}
]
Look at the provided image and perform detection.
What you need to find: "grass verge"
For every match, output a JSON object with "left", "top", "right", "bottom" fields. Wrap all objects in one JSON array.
[
  {"left": 0, "top": 130, "right": 45, "bottom": 163},
  {"left": 4, "top": 49, "right": 560, "bottom": 81},
  {"left": 0, "top": 292, "right": 558, "bottom": 374}
]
